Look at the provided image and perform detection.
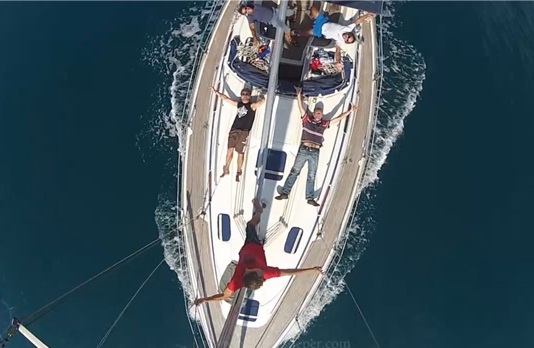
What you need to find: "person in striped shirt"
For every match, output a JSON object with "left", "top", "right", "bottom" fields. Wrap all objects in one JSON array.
[{"left": 275, "top": 86, "right": 358, "bottom": 207}]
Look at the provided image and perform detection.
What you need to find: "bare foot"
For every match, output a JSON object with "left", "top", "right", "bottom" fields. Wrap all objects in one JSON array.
[
  {"left": 220, "top": 166, "right": 230, "bottom": 178},
  {"left": 252, "top": 198, "right": 264, "bottom": 212}
]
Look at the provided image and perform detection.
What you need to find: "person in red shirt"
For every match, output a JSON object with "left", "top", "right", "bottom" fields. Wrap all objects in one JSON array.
[{"left": 194, "top": 199, "right": 323, "bottom": 306}]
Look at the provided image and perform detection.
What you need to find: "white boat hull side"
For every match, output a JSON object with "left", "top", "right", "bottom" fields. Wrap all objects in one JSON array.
[{"left": 180, "top": 1, "right": 380, "bottom": 346}]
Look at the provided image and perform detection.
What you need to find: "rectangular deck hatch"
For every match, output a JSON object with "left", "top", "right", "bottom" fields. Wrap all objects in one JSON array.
[
  {"left": 255, "top": 149, "right": 287, "bottom": 181},
  {"left": 284, "top": 227, "right": 303, "bottom": 254},
  {"left": 239, "top": 299, "right": 259, "bottom": 322},
  {"left": 217, "top": 214, "right": 231, "bottom": 241}
]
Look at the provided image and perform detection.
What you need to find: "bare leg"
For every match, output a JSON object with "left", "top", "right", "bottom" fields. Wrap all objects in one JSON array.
[
  {"left": 221, "top": 148, "right": 233, "bottom": 177},
  {"left": 236, "top": 153, "right": 244, "bottom": 175},
  {"left": 285, "top": 31, "right": 293, "bottom": 44},
  {"left": 249, "top": 198, "right": 264, "bottom": 226}
]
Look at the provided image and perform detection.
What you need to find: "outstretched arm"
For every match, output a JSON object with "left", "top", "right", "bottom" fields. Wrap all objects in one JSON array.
[
  {"left": 280, "top": 266, "right": 323, "bottom": 276},
  {"left": 194, "top": 287, "right": 234, "bottom": 306},
  {"left": 249, "top": 23, "right": 260, "bottom": 46},
  {"left": 335, "top": 46, "right": 342, "bottom": 63},
  {"left": 355, "top": 13, "right": 376, "bottom": 25},
  {"left": 330, "top": 103, "right": 358, "bottom": 124},
  {"left": 252, "top": 95, "right": 266, "bottom": 111},
  {"left": 211, "top": 86, "right": 238, "bottom": 107},
  {"left": 294, "top": 86, "right": 307, "bottom": 116}
]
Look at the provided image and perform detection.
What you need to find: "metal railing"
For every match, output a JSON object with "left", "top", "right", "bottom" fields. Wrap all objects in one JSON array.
[{"left": 173, "top": 1, "right": 227, "bottom": 348}]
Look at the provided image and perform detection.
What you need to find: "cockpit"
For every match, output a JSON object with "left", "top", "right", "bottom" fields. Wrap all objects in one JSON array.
[{"left": 227, "top": 1, "right": 358, "bottom": 97}]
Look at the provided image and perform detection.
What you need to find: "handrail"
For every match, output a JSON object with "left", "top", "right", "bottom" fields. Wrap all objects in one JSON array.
[
  {"left": 173, "top": 1, "right": 227, "bottom": 347},
  {"left": 179, "top": 0, "right": 227, "bottom": 129}
]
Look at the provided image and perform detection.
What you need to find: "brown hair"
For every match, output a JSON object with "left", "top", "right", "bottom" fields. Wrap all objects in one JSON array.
[{"left": 243, "top": 271, "right": 264, "bottom": 290}]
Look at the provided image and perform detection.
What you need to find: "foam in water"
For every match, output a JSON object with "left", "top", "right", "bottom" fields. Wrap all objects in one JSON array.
[
  {"left": 141, "top": 1, "right": 219, "bottom": 307},
  {"left": 140, "top": 1, "right": 426, "bottom": 345},
  {"left": 138, "top": 2, "right": 211, "bottom": 163}
]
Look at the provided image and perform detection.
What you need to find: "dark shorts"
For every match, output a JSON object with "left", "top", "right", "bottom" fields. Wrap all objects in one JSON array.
[
  {"left": 244, "top": 223, "right": 262, "bottom": 246},
  {"left": 228, "top": 129, "right": 249, "bottom": 154}
]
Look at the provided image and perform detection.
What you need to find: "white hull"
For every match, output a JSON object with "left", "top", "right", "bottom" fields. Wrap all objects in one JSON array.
[{"left": 179, "top": 1, "right": 380, "bottom": 346}]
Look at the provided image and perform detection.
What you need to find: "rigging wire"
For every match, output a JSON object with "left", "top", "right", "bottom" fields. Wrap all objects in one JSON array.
[
  {"left": 22, "top": 215, "right": 200, "bottom": 327},
  {"left": 345, "top": 284, "right": 381, "bottom": 348},
  {"left": 285, "top": 276, "right": 381, "bottom": 348},
  {"left": 22, "top": 239, "right": 160, "bottom": 326},
  {"left": 95, "top": 258, "right": 165, "bottom": 348}
]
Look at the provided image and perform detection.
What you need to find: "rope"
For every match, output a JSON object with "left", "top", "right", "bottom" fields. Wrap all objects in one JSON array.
[
  {"left": 345, "top": 284, "right": 381, "bottom": 348},
  {"left": 22, "top": 216, "right": 200, "bottom": 326},
  {"left": 95, "top": 258, "right": 165, "bottom": 348}
]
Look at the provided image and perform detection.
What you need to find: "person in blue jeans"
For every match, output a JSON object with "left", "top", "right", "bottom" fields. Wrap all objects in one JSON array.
[{"left": 275, "top": 86, "right": 358, "bottom": 207}]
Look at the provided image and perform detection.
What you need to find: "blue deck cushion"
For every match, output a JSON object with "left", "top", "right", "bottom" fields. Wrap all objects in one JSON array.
[
  {"left": 239, "top": 299, "right": 259, "bottom": 322},
  {"left": 254, "top": 149, "right": 287, "bottom": 181},
  {"left": 284, "top": 227, "right": 303, "bottom": 254},
  {"left": 228, "top": 38, "right": 353, "bottom": 97},
  {"left": 217, "top": 214, "right": 231, "bottom": 242}
]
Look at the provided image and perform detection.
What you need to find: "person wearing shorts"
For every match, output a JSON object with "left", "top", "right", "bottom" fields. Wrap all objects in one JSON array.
[
  {"left": 194, "top": 199, "right": 323, "bottom": 306},
  {"left": 211, "top": 86, "right": 265, "bottom": 182}
]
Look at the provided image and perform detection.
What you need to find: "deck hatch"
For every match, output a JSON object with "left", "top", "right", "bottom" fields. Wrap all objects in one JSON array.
[
  {"left": 217, "top": 214, "right": 231, "bottom": 241},
  {"left": 284, "top": 227, "right": 303, "bottom": 254},
  {"left": 238, "top": 299, "right": 259, "bottom": 322},
  {"left": 255, "top": 149, "right": 287, "bottom": 181}
]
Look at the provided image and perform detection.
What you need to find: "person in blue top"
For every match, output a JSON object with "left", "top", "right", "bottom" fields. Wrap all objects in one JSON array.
[{"left": 293, "top": 7, "right": 376, "bottom": 62}]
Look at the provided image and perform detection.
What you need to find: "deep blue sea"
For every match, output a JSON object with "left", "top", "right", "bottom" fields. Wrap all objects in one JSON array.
[{"left": 1, "top": 2, "right": 533, "bottom": 348}]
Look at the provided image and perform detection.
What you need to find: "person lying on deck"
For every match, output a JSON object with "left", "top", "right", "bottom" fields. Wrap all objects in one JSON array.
[
  {"left": 212, "top": 86, "right": 265, "bottom": 182},
  {"left": 238, "top": 2, "right": 297, "bottom": 47},
  {"left": 194, "top": 199, "right": 323, "bottom": 306},
  {"left": 293, "top": 7, "right": 376, "bottom": 62},
  {"left": 275, "top": 86, "right": 358, "bottom": 207}
]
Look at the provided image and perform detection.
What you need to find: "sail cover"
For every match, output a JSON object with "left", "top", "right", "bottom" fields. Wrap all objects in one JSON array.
[{"left": 326, "top": 1, "right": 384, "bottom": 14}]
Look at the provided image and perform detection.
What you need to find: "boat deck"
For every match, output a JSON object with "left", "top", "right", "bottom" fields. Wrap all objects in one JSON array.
[{"left": 182, "top": 2, "right": 378, "bottom": 347}]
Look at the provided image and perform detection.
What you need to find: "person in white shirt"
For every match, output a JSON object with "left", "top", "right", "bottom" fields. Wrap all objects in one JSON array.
[{"left": 294, "top": 7, "right": 376, "bottom": 62}]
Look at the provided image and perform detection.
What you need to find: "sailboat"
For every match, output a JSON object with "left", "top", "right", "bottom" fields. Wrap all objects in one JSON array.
[{"left": 179, "top": 0, "right": 383, "bottom": 347}]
